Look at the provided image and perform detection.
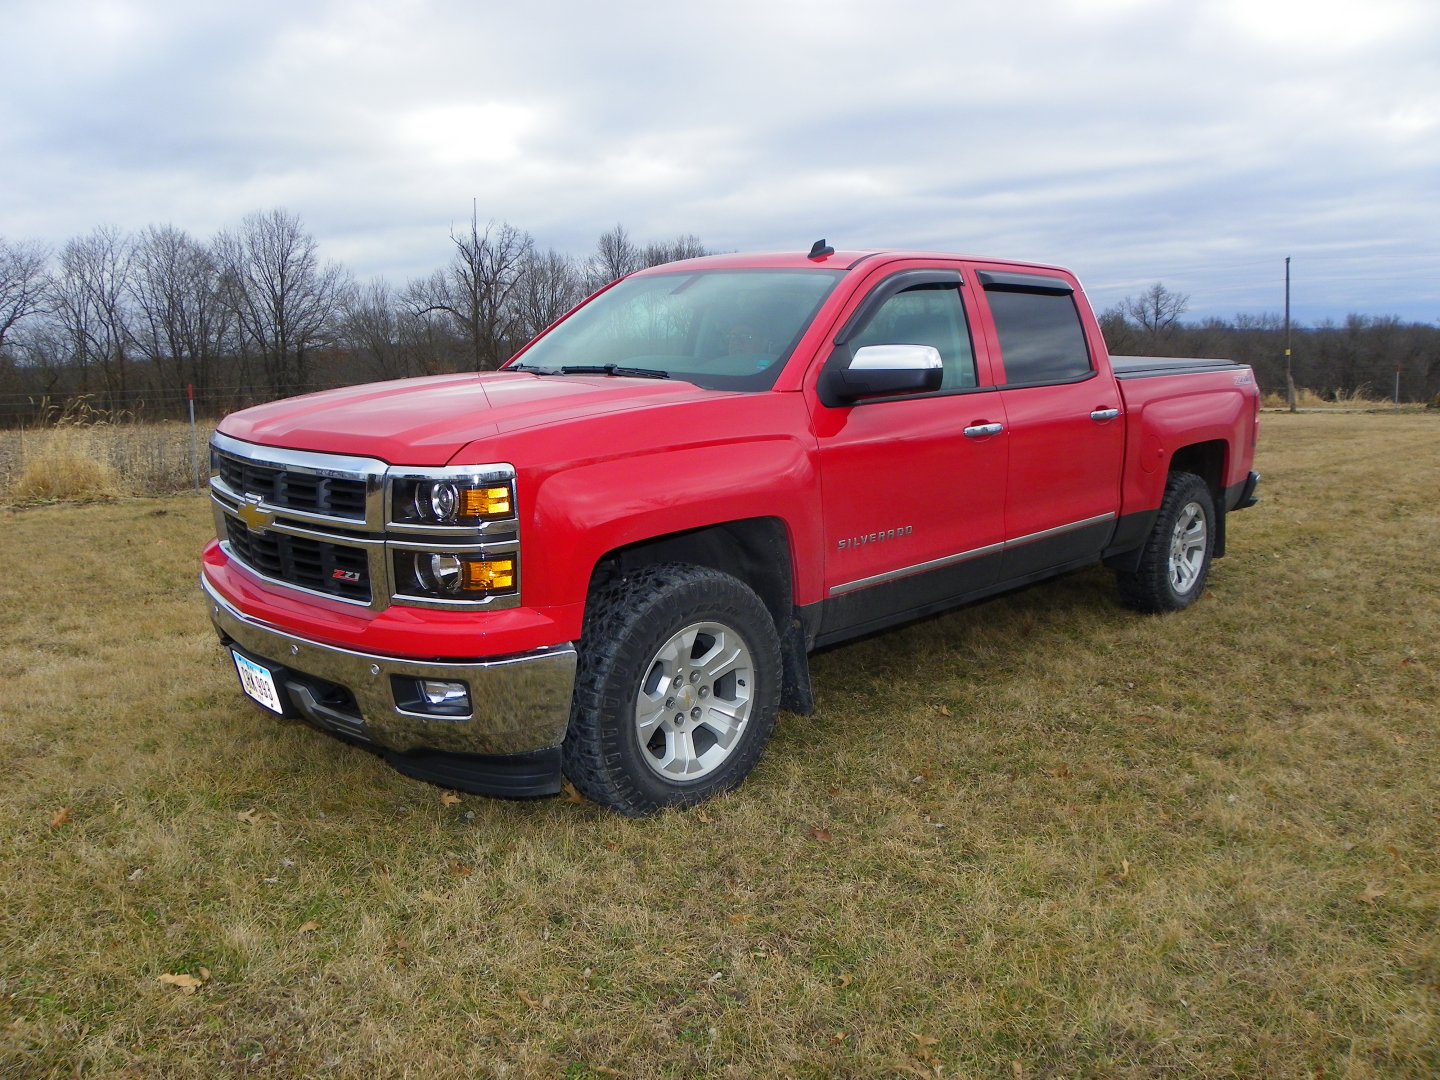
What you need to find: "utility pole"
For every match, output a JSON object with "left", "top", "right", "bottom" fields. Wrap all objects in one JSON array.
[{"left": 1284, "top": 256, "right": 1295, "bottom": 412}]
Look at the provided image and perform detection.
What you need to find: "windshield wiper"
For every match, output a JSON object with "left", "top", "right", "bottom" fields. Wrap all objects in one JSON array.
[
  {"left": 556, "top": 364, "right": 670, "bottom": 380},
  {"left": 506, "top": 363, "right": 558, "bottom": 375}
]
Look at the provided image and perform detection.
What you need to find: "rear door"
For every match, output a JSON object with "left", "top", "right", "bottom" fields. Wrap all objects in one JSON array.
[
  {"left": 971, "top": 268, "right": 1124, "bottom": 579},
  {"left": 807, "top": 260, "right": 1009, "bottom": 641}
]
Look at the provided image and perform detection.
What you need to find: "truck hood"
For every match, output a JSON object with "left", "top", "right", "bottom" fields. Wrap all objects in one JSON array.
[{"left": 216, "top": 371, "right": 733, "bottom": 466}]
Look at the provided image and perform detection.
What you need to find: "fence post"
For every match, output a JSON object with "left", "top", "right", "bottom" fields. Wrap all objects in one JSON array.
[{"left": 189, "top": 384, "right": 200, "bottom": 490}]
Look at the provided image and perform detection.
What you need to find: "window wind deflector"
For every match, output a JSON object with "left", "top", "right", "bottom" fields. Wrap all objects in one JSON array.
[
  {"left": 556, "top": 364, "right": 670, "bottom": 379},
  {"left": 977, "top": 270, "right": 1073, "bottom": 294},
  {"left": 834, "top": 269, "right": 964, "bottom": 346}
]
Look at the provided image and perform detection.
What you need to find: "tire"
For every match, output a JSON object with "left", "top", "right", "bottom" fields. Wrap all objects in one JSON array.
[
  {"left": 1116, "top": 471, "right": 1216, "bottom": 613},
  {"left": 562, "top": 563, "right": 781, "bottom": 816}
]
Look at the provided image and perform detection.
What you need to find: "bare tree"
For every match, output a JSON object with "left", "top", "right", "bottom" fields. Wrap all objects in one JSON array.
[
  {"left": 512, "top": 248, "right": 584, "bottom": 343},
  {"left": 217, "top": 209, "right": 347, "bottom": 397},
  {"left": 49, "top": 227, "right": 135, "bottom": 401},
  {"left": 641, "top": 233, "right": 709, "bottom": 268},
  {"left": 340, "top": 279, "right": 426, "bottom": 382},
  {"left": 413, "top": 211, "right": 533, "bottom": 370},
  {"left": 1122, "top": 282, "right": 1190, "bottom": 335},
  {"left": 586, "top": 223, "right": 641, "bottom": 291},
  {"left": 0, "top": 236, "right": 50, "bottom": 355},
  {"left": 129, "top": 224, "right": 230, "bottom": 398}
]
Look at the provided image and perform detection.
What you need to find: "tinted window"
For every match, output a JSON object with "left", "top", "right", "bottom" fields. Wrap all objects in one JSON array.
[
  {"left": 849, "top": 283, "right": 976, "bottom": 390},
  {"left": 986, "top": 289, "right": 1092, "bottom": 385}
]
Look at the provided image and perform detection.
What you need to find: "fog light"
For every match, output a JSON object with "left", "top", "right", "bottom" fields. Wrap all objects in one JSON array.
[{"left": 420, "top": 679, "right": 470, "bottom": 709}]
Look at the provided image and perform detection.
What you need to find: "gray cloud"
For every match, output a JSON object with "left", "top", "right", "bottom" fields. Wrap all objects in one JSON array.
[{"left": 3, "top": 0, "right": 1436, "bottom": 322}]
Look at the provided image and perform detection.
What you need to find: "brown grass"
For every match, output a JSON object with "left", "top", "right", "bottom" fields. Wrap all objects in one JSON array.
[
  {"left": 0, "top": 400, "right": 212, "bottom": 503},
  {"left": 1260, "top": 385, "right": 1418, "bottom": 411},
  {"left": 1, "top": 412, "right": 1436, "bottom": 1078}
]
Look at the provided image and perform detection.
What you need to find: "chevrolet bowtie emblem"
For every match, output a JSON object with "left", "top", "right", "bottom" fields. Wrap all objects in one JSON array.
[{"left": 238, "top": 496, "right": 277, "bottom": 533}]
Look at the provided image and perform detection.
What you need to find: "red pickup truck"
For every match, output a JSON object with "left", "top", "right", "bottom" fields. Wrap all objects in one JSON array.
[{"left": 202, "top": 245, "right": 1260, "bottom": 815}]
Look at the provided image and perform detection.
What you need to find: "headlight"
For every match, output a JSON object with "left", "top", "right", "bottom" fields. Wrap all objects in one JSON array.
[{"left": 393, "top": 479, "right": 513, "bottom": 526}]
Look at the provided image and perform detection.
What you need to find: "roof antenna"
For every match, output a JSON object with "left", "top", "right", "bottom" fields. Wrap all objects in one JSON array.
[{"left": 808, "top": 238, "right": 835, "bottom": 260}]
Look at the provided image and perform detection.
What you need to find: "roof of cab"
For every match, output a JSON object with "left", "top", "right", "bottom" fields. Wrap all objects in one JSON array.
[{"left": 631, "top": 248, "right": 1071, "bottom": 276}]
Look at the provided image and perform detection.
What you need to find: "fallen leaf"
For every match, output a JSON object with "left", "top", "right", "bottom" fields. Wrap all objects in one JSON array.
[
  {"left": 49, "top": 807, "right": 71, "bottom": 829},
  {"left": 440, "top": 791, "right": 462, "bottom": 807},
  {"left": 1111, "top": 859, "right": 1132, "bottom": 883},
  {"left": 158, "top": 972, "right": 205, "bottom": 994},
  {"left": 1357, "top": 883, "right": 1386, "bottom": 904},
  {"left": 830, "top": 1031, "right": 849, "bottom": 1044},
  {"left": 561, "top": 781, "right": 586, "bottom": 805},
  {"left": 808, "top": 825, "right": 833, "bottom": 842},
  {"left": 1048, "top": 764, "right": 1072, "bottom": 779},
  {"left": 910, "top": 1032, "right": 939, "bottom": 1049},
  {"left": 298, "top": 921, "right": 320, "bottom": 934},
  {"left": 1013, "top": 1062, "right": 1025, "bottom": 1078},
  {"left": 937, "top": 704, "right": 951, "bottom": 716},
  {"left": 595, "top": 1069, "right": 623, "bottom": 1078},
  {"left": 127, "top": 868, "right": 144, "bottom": 882},
  {"left": 517, "top": 990, "right": 546, "bottom": 1010},
  {"left": 695, "top": 810, "right": 715, "bottom": 824},
  {"left": 726, "top": 913, "right": 750, "bottom": 925},
  {"left": 236, "top": 809, "right": 260, "bottom": 825},
  {"left": 837, "top": 973, "right": 853, "bottom": 988},
  {"left": 449, "top": 861, "right": 474, "bottom": 878}
]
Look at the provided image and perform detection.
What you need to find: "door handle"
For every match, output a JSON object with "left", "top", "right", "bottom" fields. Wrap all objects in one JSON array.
[
  {"left": 1090, "top": 408, "right": 1120, "bottom": 422},
  {"left": 963, "top": 422, "right": 1004, "bottom": 438}
]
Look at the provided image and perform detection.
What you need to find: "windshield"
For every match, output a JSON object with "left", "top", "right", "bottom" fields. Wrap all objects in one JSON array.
[{"left": 510, "top": 268, "right": 844, "bottom": 391}]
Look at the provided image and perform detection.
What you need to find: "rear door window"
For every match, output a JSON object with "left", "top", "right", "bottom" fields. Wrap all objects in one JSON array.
[{"left": 982, "top": 275, "right": 1092, "bottom": 386}]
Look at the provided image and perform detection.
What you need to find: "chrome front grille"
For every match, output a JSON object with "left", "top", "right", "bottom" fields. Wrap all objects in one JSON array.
[
  {"left": 216, "top": 453, "right": 368, "bottom": 519},
  {"left": 224, "top": 518, "right": 372, "bottom": 603},
  {"left": 209, "top": 432, "right": 520, "bottom": 612}
]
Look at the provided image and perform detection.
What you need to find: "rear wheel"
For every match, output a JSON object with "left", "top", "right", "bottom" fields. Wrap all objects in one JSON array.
[
  {"left": 1116, "top": 471, "right": 1215, "bottom": 613},
  {"left": 563, "top": 564, "right": 781, "bottom": 816}
]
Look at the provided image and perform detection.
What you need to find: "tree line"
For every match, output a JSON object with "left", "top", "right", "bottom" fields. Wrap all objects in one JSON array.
[
  {"left": 2, "top": 220, "right": 1436, "bottom": 425},
  {"left": 1100, "top": 283, "right": 1440, "bottom": 405},
  {"left": 0, "top": 210, "right": 706, "bottom": 424}
]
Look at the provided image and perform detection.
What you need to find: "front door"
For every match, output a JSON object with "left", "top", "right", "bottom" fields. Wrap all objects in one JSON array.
[{"left": 810, "top": 264, "right": 1009, "bottom": 641}]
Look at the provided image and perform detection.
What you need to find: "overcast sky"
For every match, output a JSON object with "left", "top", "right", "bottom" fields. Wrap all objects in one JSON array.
[{"left": 3, "top": 0, "right": 1437, "bottom": 324}]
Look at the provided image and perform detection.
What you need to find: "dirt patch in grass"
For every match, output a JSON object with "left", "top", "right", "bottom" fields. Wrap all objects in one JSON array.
[{"left": 1, "top": 412, "right": 1436, "bottom": 1077}]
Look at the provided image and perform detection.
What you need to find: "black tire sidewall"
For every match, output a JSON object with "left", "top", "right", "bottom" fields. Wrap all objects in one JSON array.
[
  {"left": 566, "top": 565, "right": 781, "bottom": 814},
  {"left": 1117, "top": 471, "right": 1216, "bottom": 613},
  {"left": 1151, "top": 473, "right": 1215, "bottom": 609}
]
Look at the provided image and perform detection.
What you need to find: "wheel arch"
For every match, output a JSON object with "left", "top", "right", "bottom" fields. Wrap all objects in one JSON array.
[
  {"left": 1165, "top": 440, "right": 1229, "bottom": 557},
  {"left": 586, "top": 517, "right": 814, "bottom": 714}
]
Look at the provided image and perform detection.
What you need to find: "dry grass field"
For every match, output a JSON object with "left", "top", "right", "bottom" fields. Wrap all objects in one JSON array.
[{"left": 1, "top": 413, "right": 1436, "bottom": 1078}]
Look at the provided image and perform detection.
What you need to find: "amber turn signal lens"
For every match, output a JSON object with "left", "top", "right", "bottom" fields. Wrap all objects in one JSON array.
[
  {"left": 460, "top": 558, "right": 515, "bottom": 593},
  {"left": 461, "top": 486, "right": 512, "bottom": 519}
]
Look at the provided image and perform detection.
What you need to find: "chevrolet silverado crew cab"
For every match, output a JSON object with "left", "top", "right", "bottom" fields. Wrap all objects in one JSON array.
[{"left": 202, "top": 244, "right": 1260, "bottom": 816}]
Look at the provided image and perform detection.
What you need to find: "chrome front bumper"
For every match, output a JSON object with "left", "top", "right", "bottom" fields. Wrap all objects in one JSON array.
[{"left": 204, "top": 578, "right": 577, "bottom": 757}]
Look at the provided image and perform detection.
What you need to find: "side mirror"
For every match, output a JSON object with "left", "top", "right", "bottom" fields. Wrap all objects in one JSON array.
[{"left": 824, "top": 343, "right": 944, "bottom": 404}]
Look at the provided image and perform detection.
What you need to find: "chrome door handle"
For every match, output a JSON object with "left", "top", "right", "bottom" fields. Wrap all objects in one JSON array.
[
  {"left": 963, "top": 422, "right": 1004, "bottom": 438},
  {"left": 1090, "top": 408, "right": 1120, "bottom": 422}
]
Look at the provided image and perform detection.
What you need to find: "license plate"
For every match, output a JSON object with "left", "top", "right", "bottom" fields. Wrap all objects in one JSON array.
[{"left": 232, "top": 651, "right": 284, "bottom": 715}]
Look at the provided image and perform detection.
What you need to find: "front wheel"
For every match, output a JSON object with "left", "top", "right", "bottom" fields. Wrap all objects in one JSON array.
[
  {"left": 1116, "top": 471, "right": 1216, "bottom": 613},
  {"left": 563, "top": 564, "right": 781, "bottom": 816}
]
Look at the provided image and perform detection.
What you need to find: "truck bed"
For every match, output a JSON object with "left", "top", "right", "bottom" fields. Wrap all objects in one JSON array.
[{"left": 1110, "top": 355, "right": 1246, "bottom": 380}]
